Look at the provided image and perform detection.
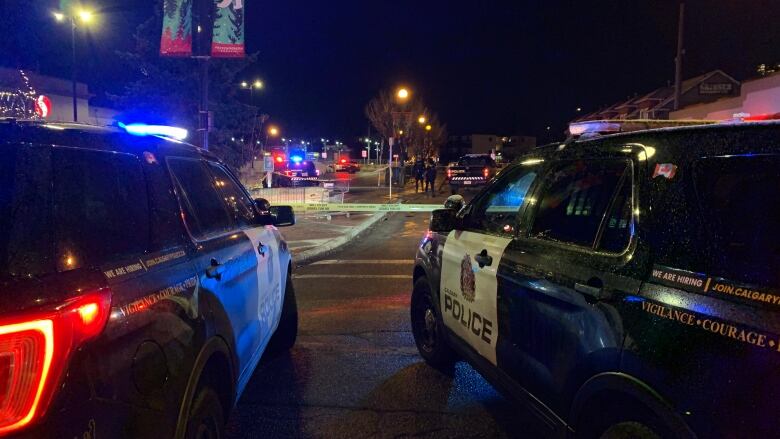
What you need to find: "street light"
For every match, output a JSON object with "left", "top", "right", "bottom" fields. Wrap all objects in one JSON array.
[
  {"left": 52, "top": 8, "right": 96, "bottom": 122},
  {"left": 418, "top": 115, "right": 426, "bottom": 124},
  {"left": 240, "top": 81, "right": 249, "bottom": 88},
  {"left": 253, "top": 79, "right": 263, "bottom": 89},
  {"left": 269, "top": 127, "right": 279, "bottom": 137},
  {"left": 397, "top": 88, "right": 409, "bottom": 100},
  {"left": 425, "top": 124, "right": 432, "bottom": 131}
]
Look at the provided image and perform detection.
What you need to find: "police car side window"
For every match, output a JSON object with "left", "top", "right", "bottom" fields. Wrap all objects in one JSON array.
[
  {"left": 469, "top": 166, "right": 538, "bottom": 235},
  {"left": 530, "top": 160, "right": 629, "bottom": 249},
  {"left": 167, "top": 158, "right": 233, "bottom": 240},
  {"left": 206, "top": 162, "right": 257, "bottom": 228},
  {"left": 53, "top": 148, "right": 150, "bottom": 270}
]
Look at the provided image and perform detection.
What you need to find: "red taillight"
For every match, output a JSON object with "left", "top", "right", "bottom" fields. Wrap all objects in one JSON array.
[
  {"left": 447, "top": 169, "right": 452, "bottom": 178},
  {"left": 285, "top": 170, "right": 293, "bottom": 176},
  {"left": 0, "top": 289, "right": 111, "bottom": 435},
  {"left": 340, "top": 159, "right": 347, "bottom": 164},
  {"left": 483, "top": 167, "right": 489, "bottom": 178}
]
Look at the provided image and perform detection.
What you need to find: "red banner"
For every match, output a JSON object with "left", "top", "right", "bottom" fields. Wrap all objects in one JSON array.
[{"left": 161, "top": 0, "right": 193, "bottom": 57}]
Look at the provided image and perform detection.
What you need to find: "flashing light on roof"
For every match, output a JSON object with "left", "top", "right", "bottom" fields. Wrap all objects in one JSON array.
[
  {"left": 275, "top": 155, "right": 285, "bottom": 163},
  {"left": 119, "top": 123, "right": 188, "bottom": 140},
  {"left": 568, "top": 119, "right": 717, "bottom": 138},
  {"left": 291, "top": 155, "right": 303, "bottom": 163}
]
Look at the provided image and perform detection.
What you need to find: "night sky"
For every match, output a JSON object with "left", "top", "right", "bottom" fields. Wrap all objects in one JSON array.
[{"left": 3, "top": 0, "right": 780, "bottom": 142}]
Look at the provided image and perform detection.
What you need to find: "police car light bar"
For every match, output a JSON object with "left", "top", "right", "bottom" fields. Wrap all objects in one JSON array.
[
  {"left": 568, "top": 119, "right": 717, "bottom": 138},
  {"left": 119, "top": 123, "right": 188, "bottom": 140}
]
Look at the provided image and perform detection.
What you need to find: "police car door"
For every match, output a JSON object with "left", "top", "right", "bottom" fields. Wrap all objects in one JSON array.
[
  {"left": 503, "top": 152, "right": 641, "bottom": 408},
  {"left": 167, "top": 158, "right": 262, "bottom": 390},
  {"left": 206, "top": 163, "right": 282, "bottom": 364},
  {"left": 440, "top": 164, "right": 541, "bottom": 365}
]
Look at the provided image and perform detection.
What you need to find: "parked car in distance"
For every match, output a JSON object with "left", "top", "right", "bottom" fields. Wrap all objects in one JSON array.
[{"left": 446, "top": 154, "right": 497, "bottom": 194}]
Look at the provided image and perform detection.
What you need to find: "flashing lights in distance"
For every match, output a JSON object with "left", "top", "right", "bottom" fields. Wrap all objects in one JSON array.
[
  {"left": 119, "top": 122, "right": 188, "bottom": 140},
  {"left": 275, "top": 155, "right": 285, "bottom": 163},
  {"left": 340, "top": 159, "right": 347, "bottom": 164},
  {"left": 291, "top": 155, "right": 303, "bottom": 163}
]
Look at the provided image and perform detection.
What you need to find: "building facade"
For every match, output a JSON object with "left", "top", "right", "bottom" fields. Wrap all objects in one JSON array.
[
  {"left": 670, "top": 72, "right": 780, "bottom": 120},
  {"left": 576, "top": 70, "right": 741, "bottom": 122},
  {"left": 0, "top": 67, "right": 117, "bottom": 125}
]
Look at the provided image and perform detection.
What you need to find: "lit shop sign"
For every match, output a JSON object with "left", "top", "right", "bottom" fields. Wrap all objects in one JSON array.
[
  {"left": 35, "top": 95, "right": 52, "bottom": 118},
  {"left": 699, "top": 83, "right": 734, "bottom": 95}
]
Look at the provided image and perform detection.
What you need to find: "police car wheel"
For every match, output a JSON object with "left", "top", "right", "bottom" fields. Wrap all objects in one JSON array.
[
  {"left": 411, "top": 277, "right": 457, "bottom": 370},
  {"left": 268, "top": 271, "right": 298, "bottom": 353},
  {"left": 185, "top": 385, "right": 224, "bottom": 439}
]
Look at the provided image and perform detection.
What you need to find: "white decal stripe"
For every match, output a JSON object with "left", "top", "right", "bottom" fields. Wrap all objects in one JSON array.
[
  {"left": 310, "top": 259, "right": 414, "bottom": 265},
  {"left": 293, "top": 274, "right": 412, "bottom": 279}
]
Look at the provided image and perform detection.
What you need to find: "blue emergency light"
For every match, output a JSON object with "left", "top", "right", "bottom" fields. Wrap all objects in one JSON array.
[{"left": 118, "top": 122, "right": 188, "bottom": 141}]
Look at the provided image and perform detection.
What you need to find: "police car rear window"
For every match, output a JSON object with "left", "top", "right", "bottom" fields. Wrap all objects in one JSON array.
[
  {"left": 0, "top": 145, "right": 150, "bottom": 278},
  {"left": 458, "top": 156, "right": 493, "bottom": 166},
  {"left": 693, "top": 155, "right": 780, "bottom": 287}
]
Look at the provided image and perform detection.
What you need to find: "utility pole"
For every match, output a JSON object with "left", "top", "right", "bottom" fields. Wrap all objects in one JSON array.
[
  {"left": 673, "top": 2, "right": 685, "bottom": 111},
  {"left": 71, "top": 18, "right": 78, "bottom": 122}
]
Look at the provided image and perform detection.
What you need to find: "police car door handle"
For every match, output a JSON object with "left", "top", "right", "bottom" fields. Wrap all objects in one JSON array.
[
  {"left": 474, "top": 249, "right": 493, "bottom": 268},
  {"left": 206, "top": 258, "right": 224, "bottom": 281},
  {"left": 574, "top": 281, "right": 604, "bottom": 302},
  {"left": 257, "top": 242, "right": 268, "bottom": 257}
]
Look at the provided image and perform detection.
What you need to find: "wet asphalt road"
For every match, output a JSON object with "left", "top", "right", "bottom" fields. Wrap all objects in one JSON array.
[{"left": 224, "top": 204, "right": 544, "bottom": 438}]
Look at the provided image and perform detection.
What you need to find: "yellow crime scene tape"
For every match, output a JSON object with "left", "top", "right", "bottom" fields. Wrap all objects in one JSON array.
[{"left": 285, "top": 202, "right": 440, "bottom": 212}]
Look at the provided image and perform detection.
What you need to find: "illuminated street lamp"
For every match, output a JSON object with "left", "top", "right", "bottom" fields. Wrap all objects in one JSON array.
[
  {"left": 53, "top": 8, "right": 96, "bottom": 122},
  {"left": 253, "top": 79, "right": 264, "bottom": 89},
  {"left": 397, "top": 88, "right": 409, "bottom": 100},
  {"left": 425, "top": 124, "right": 432, "bottom": 131},
  {"left": 418, "top": 115, "right": 426, "bottom": 124},
  {"left": 269, "top": 126, "right": 279, "bottom": 137}
]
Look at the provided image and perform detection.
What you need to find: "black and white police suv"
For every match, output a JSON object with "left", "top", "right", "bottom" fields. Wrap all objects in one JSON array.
[
  {"left": 411, "top": 119, "right": 780, "bottom": 438},
  {"left": 0, "top": 120, "right": 297, "bottom": 438}
]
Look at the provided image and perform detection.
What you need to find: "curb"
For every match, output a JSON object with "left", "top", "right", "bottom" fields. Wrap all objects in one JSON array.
[{"left": 293, "top": 211, "right": 389, "bottom": 266}]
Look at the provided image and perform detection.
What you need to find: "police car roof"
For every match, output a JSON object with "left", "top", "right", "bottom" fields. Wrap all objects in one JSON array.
[
  {"left": 526, "top": 120, "right": 780, "bottom": 163},
  {"left": 0, "top": 119, "right": 212, "bottom": 160}
]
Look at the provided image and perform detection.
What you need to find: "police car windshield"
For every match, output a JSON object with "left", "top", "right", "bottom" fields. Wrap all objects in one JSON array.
[{"left": 0, "top": 143, "right": 150, "bottom": 278}]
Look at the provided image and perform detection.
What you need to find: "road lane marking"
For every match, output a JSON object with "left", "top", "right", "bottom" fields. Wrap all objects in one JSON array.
[
  {"left": 293, "top": 274, "right": 413, "bottom": 279},
  {"left": 310, "top": 259, "right": 414, "bottom": 265}
]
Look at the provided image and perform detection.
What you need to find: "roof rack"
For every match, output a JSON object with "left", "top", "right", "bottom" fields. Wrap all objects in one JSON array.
[{"left": 568, "top": 119, "right": 717, "bottom": 139}]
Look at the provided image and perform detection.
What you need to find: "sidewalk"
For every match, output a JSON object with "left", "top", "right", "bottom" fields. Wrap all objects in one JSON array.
[{"left": 281, "top": 179, "right": 450, "bottom": 264}]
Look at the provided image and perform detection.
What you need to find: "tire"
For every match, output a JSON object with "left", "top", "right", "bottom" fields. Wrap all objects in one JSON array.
[
  {"left": 267, "top": 271, "right": 298, "bottom": 353},
  {"left": 410, "top": 276, "right": 457, "bottom": 371},
  {"left": 184, "top": 385, "right": 224, "bottom": 439},
  {"left": 598, "top": 422, "right": 661, "bottom": 439}
]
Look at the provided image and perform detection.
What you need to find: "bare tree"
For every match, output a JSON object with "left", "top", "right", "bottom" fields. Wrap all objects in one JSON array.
[{"left": 365, "top": 89, "right": 447, "bottom": 161}]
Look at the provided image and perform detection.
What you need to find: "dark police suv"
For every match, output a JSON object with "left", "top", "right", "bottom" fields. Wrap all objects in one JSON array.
[
  {"left": 411, "top": 120, "right": 780, "bottom": 438},
  {"left": 0, "top": 120, "right": 298, "bottom": 438}
]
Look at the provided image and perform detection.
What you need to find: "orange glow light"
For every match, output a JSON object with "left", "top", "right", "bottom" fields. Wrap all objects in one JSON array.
[
  {"left": 77, "top": 303, "right": 100, "bottom": 326},
  {"left": 0, "top": 320, "right": 54, "bottom": 435}
]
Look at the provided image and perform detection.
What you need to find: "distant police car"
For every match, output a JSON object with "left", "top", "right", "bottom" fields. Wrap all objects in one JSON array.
[
  {"left": 411, "top": 119, "right": 780, "bottom": 438},
  {"left": 0, "top": 120, "right": 297, "bottom": 438}
]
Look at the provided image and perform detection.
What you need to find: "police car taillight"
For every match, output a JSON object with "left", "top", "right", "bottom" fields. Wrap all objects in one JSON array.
[
  {"left": 483, "top": 167, "right": 489, "bottom": 178},
  {"left": 0, "top": 289, "right": 111, "bottom": 435}
]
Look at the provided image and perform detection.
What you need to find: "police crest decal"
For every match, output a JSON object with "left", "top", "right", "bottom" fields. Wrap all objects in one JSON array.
[{"left": 460, "top": 254, "right": 476, "bottom": 302}]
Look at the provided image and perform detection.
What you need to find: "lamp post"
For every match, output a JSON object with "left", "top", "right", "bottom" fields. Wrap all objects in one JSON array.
[
  {"left": 53, "top": 9, "right": 94, "bottom": 122},
  {"left": 389, "top": 87, "right": 411, "bottom": 199}
]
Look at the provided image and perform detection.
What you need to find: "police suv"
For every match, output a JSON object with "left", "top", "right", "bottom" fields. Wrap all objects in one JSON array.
[
  {"left": 0, "top": 120, "right": 297, "bottom": 438},
  {"left": 411, "top": 119, "right": 780, "bottom": 438}
]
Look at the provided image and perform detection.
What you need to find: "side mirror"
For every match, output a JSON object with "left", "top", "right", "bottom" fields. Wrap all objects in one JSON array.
[
  {"left": 270, "top": 205, "right": 295, "bottom": 227},
  {"left": 254, "top": 198, "right": 271, "bottom": 213},
  {"left": 430, "top": 208, "right": 458, "bottom": 234},
  {"left": 443, "top": 194, "right": 465, "bottom": 211}
]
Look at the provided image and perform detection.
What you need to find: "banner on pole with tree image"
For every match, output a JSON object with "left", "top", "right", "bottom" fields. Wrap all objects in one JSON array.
[
  {"left": 211, "top": 0, "right": 245, "bottom": 58},
  {"left": 160, "top": 0, "right": 193, "bottom": 56}
]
